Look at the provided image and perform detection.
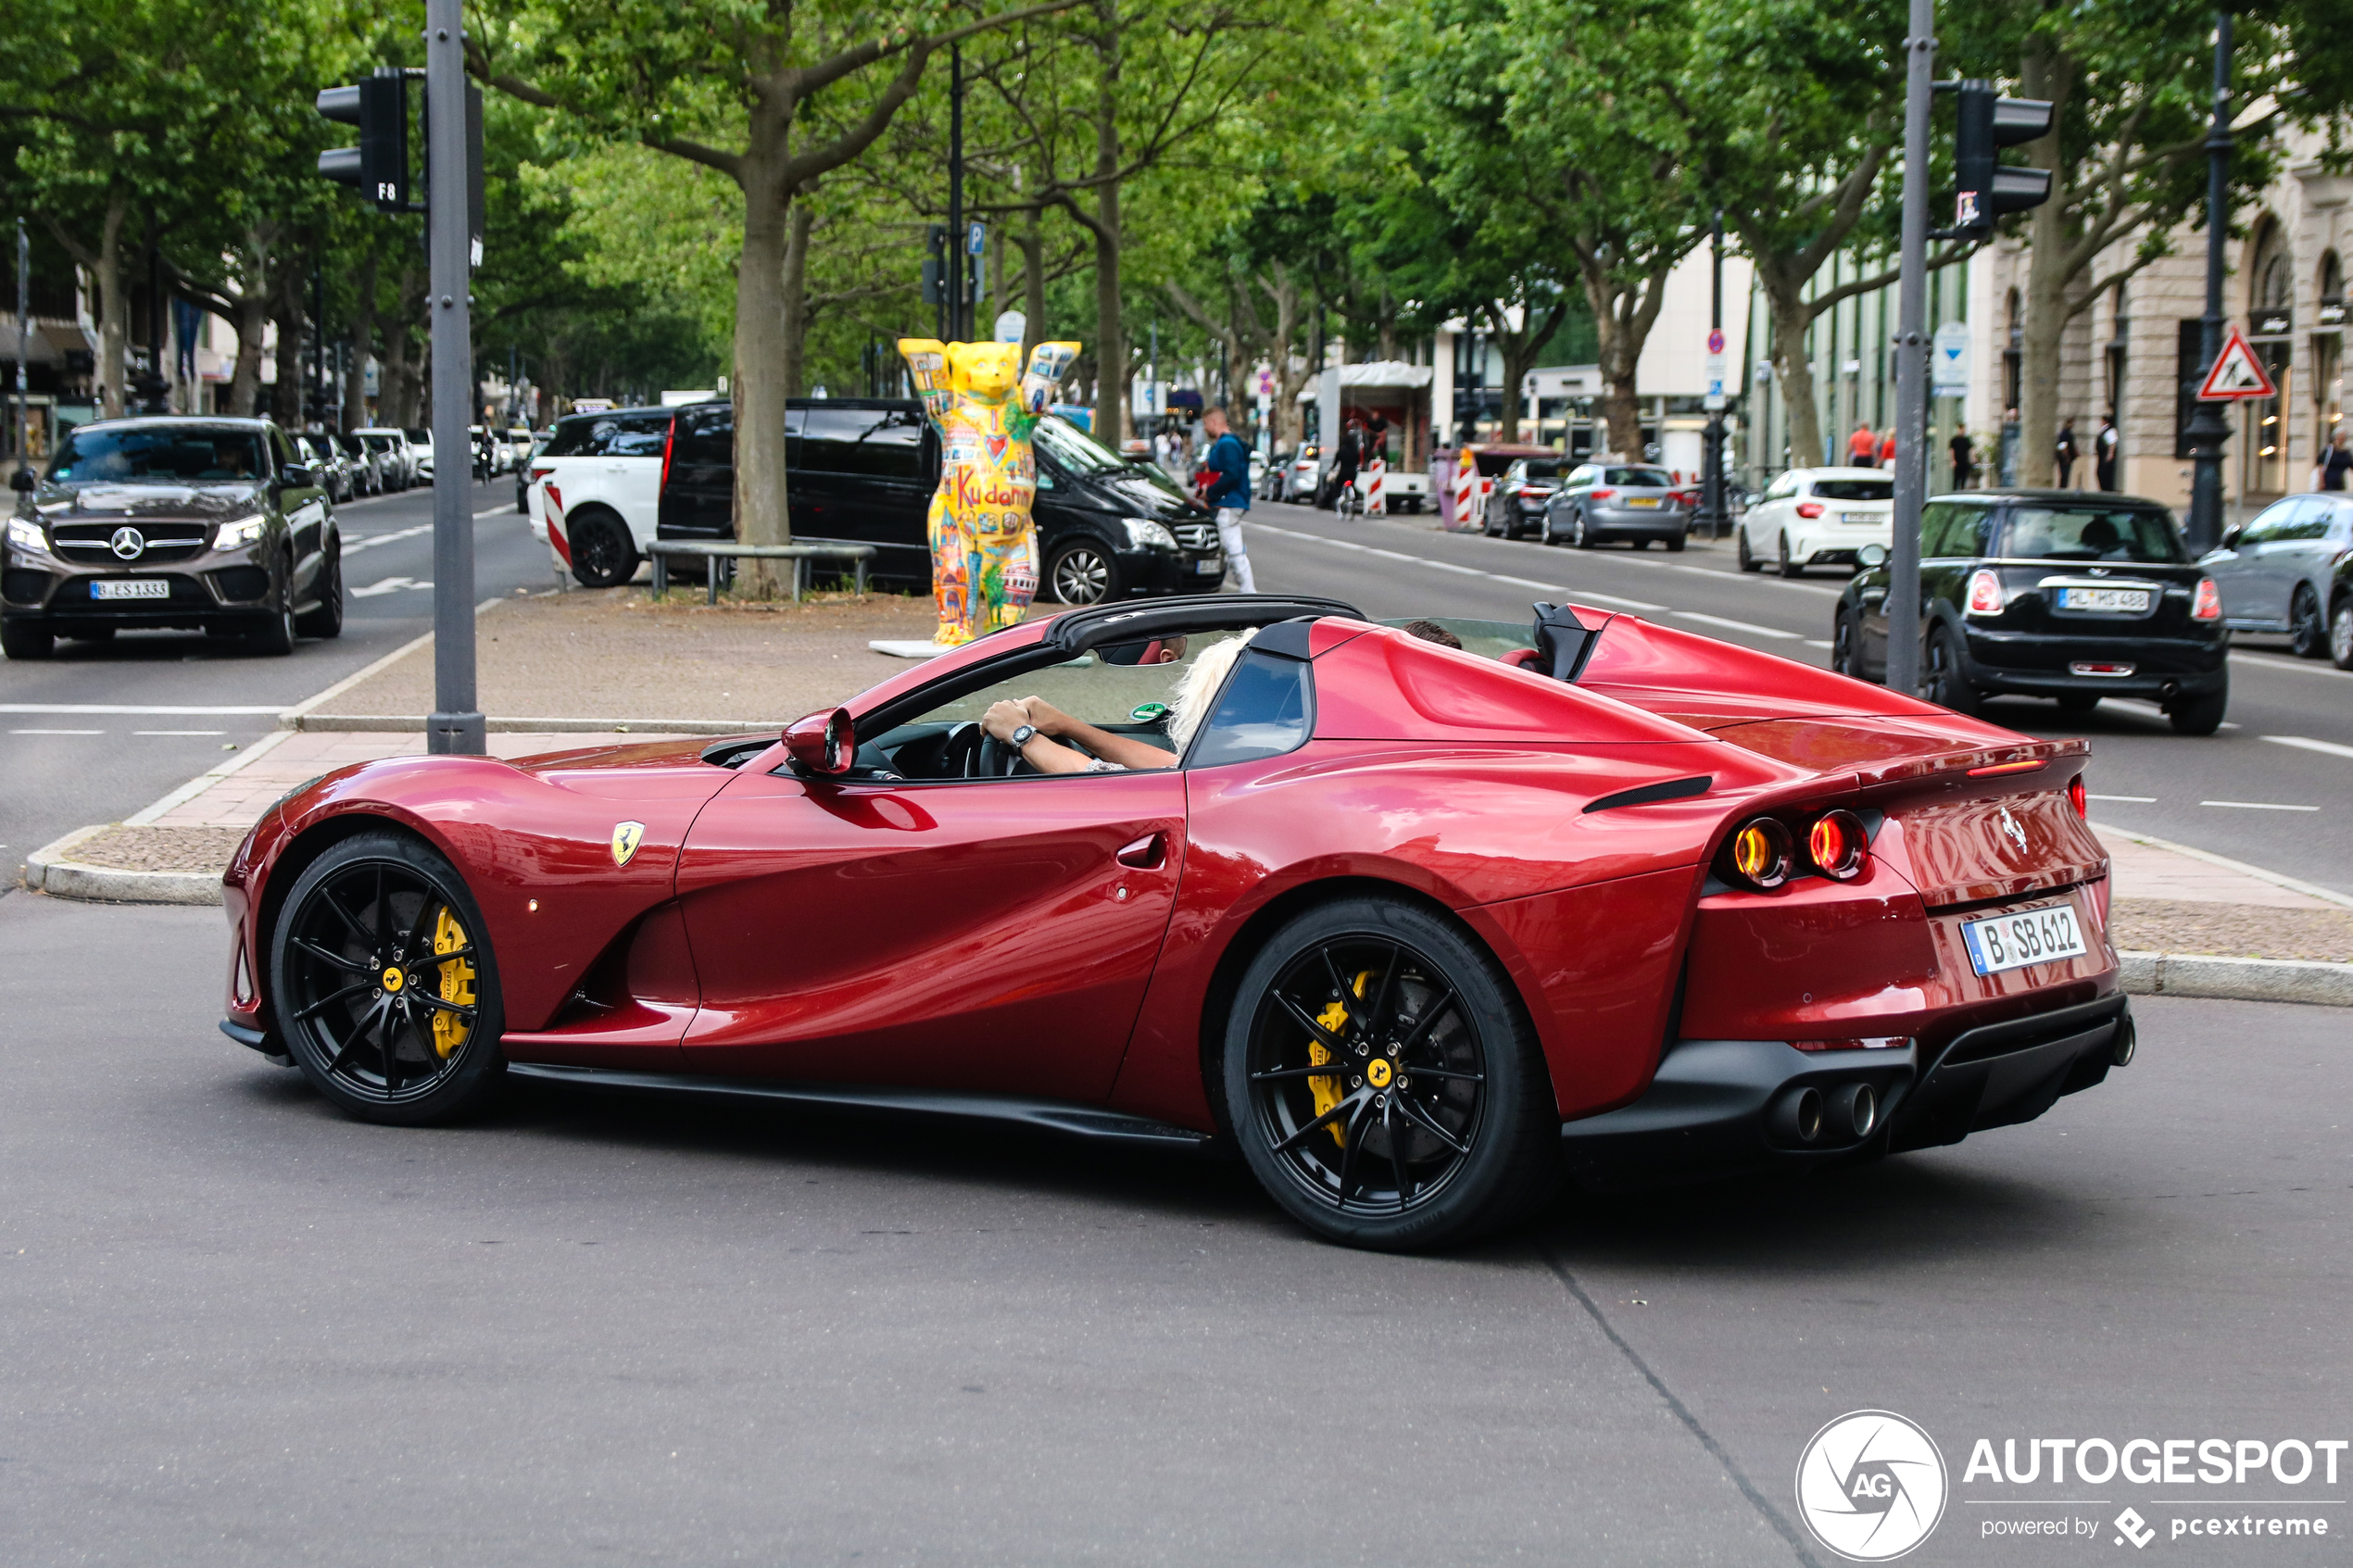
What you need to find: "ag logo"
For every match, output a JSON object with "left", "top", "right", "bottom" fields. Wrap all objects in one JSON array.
[
  {"left": 610, "top": 821, "right": 646, "bottom": 868},
  {"left": 1794, "top": 1410, "right": 1947, "bottom": 1562}
]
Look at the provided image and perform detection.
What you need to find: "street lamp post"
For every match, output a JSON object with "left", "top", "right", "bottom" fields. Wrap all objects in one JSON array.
[
  {"left": 1701, "top": 207, "right": 1727, "bottom": 538},
  {"left": 2183, "top": 10, "right": 2233, "bottom": 556},
  {"left": 13, "top": 218, "right": 28, "bottom": 483},
  {"left": 948, "top": 44, "right": 965, "bottom": 343},
  {"left": 425, "top": 0, "right": 483, "bottom": 756},
  {"left": 1885, "top": 0, "right": 1936, "bottom": 697}
]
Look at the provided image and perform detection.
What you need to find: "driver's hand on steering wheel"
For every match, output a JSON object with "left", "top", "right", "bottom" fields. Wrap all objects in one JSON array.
[
  {"left": 1014, "top": 696, "right": 1076, "bottom": 737},
  {"left": 981, "top": 700, "right": 1031, "bottom": 744}
]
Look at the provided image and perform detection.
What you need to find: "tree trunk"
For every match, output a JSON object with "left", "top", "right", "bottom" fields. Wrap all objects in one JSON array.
[
  {"left": 1089, "top": 5, "right": 1125, "bottom": 443},
  {"left": 1020, "top": 207, "right": 1047, "bottom": 357},
  {"left": 226, "top": 294, "right": 269, "bottom": 416},
  {"left": 2013, "top": 39, "right": 2074, "bottom": 489},
  {"left": 1765, "top": 285, "right": 1825, "bottom": 469},
  {"left": 94, "top": 194, "right": 128, "bottom": 419},
  {"left": 270, "top": 267, "right": 305, "bottom": 427},
  {"left": 1259, "top": 266, "right": 1308, "bottom": 449},
  {"left": 344, "top": 250, "right": 377, "bottom": 430},
  {"left": 780, "top": 199, "right": 812, "bottom": 400},
  {"left": 734, "top": 142, "right": 796, "bottom": 592}
]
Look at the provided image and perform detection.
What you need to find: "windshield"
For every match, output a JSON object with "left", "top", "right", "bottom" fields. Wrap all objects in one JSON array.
[
  {"left": 2004, "top": 505, "right": 2187, "bottom": 564},
  {"left": 1604, "top": 467, "right": 1673, "bottom": 487},
  {"left": 1523, "top": 460, "right": 1566, "bottom": 481},
  {"left": 1813, "top": 479, "right": 1892, "bottom": 502},
  {"left": 1029, "top": 414, "right": 1128, "bottom": 476},
  {"left": 47, "top": 425, "right": 269, "bottom": 484}
]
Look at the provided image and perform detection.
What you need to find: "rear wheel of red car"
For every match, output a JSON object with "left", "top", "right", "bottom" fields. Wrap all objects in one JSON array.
[
  {"left": 270, "top": 831, "right": 505, "bottom": 1126},
  {"left": 1222, "top": 896, "right": 1561, "bottom": 1250}
]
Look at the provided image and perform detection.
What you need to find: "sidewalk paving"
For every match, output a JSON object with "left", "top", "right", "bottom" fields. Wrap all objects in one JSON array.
[{"left": 19, "top": 583, "right": 2350, "bottom": 985}]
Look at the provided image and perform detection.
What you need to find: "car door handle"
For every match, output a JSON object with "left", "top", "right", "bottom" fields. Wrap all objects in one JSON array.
[{"left": 1115, "top": 832, "right": 1166, "bottom": 870}]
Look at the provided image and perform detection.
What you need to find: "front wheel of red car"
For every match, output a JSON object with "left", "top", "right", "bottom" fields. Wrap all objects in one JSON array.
[
  {"left": 269, "top": 831, "right": 505, "bottom": 1126},
  {"left": 1221, "top": 896, "right": 1562, "bottom": 1251}
]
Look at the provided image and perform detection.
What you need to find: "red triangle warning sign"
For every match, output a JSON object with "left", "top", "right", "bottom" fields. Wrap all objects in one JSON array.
[{"left": 2197, "top": 326, "right": 2278, "bottom": 401}]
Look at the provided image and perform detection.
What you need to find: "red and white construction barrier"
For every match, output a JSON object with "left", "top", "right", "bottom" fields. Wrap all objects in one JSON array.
[{"left": 1365, "top": 455, "right": 1387, "bottom": 516}]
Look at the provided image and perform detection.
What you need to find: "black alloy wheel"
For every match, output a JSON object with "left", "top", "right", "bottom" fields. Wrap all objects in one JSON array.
[
  {"left": 2290, "top": 585, "right": 2328, "bottom": 659},
  {"left": 1049, "top": 540, "right": 1120, "bottom": 604},
  {"left": 246, "top": 566, "right": 296, "bottom": 657},
  {"left": 1926, "top": 628, "right": 1981, "bottom": 716},
  {"left": 271, "top": 832, "right": 505, "bottom": 1125},
  {"left": 570, "top": 511, "right": 638, "bottom": 589},
  {"left": 1223, "top": 897, "right": 1560, "bottom": 1250},
  {"left": 296, "top": 544, "right": 345, "bottom": 639},
  {"left": 1831, "top": 609, "right": 1859, "bottom": 678}
]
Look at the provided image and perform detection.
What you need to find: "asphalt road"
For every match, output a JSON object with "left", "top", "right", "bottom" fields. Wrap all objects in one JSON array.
[
  {"left": 0, "top": 481, "right": 547, "bottom": 859},
  {"left": 1241, "top": 500, "right": 2353, "bottom": 897},
  {"left": 2, "top": 894, "right": 2346, "bottom": 1565}
]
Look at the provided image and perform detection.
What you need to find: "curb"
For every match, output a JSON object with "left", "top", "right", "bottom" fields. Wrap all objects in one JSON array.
[
  {"left": 281, "top": 713, "right": 762, "bottom": 736},
  {"left": 20, "top": 826, "right": 224, "bottom": 906},
  {"left": 2118, "top": 949, "right": 2353, "bottom": 1008}
]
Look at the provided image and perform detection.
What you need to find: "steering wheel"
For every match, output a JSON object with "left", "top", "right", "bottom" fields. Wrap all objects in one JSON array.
[{"left": 974, "top": 730, "right": 1031, "bottom": 777}]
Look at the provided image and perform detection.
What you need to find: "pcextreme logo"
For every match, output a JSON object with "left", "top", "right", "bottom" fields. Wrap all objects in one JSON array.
[{"left": 1796, "top": 1410, "right": 1951, "bottom": 1562}]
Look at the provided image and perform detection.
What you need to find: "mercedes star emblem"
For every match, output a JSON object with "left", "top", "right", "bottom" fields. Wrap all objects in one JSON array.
[{"left": 109, "top": 525, "right": 145, "bottom": 560}]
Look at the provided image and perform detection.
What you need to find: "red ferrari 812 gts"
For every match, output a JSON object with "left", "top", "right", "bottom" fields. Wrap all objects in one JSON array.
[{"left": 220, "top": 595, "right": 2132, "bottom": 1249}]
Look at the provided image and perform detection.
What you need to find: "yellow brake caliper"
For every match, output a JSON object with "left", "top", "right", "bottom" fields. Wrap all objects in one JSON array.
[
  {"left": 1307, "top": 971, "right": 1378, "bottom": 1149},
  {"left": 432, "top": 906, "right": 476, "bottom": 1060}
]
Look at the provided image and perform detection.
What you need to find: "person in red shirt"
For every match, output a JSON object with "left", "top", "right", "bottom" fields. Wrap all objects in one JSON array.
[
  {"left": 1877, "top": 428, "right": 1896, "bottom": 466},
  {"left": 1847, "top": 420, "right": 1877, "bottom": 467}
]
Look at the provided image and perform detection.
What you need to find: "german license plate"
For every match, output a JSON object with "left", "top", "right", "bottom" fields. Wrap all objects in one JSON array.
[
  {"left": 1193, "top": 558, "right": 1224, "bottom": 574},
  {"left": 2057, "top": 586, "right": 2150, "bottom": 613},
  {"left": 1627, "top": 496, "right": 1660, "bottom": 508},
  {"left": 1842, "top": 511, "right": 1881, "bottom": 524},
  {"left": 1960, "top": 902, "right": 2089, "bottom": 976},
  {"left": 92, "top": 579, "right": 170, "bottom": 600}
]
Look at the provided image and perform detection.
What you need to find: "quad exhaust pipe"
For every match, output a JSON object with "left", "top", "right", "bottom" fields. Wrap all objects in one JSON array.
[{"left": 1770, "top": 1082, "right": 1878, "bottom": 1146}]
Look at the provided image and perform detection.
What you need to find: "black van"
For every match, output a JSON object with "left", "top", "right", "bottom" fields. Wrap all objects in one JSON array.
[{"left": 658, "top": 398, "right": 1226, "bottom": 603}]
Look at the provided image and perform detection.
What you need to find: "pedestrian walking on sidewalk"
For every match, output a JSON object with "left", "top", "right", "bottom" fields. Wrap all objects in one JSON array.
[
  {"left": 1199, "top": 407, "right": 1257, "bottom": 593},
  {"left": 1847, "top": 420, "right": 1877, "bottom": 468},
  {"left": 2056, "top": 418, "right": 2081, "bottom": 488},
  {"left": 2095, "top": 414, "right": 2120, "bottom": 491},
  {"left": 1876, "top": 427, "right": 1896, "bottom": 468},
  {"left": 1950, "top": 428, "right": 1976, "bottom": 488}
]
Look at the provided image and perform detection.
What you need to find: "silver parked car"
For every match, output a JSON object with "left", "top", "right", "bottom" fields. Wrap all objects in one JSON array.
[
  {"left": 2200, "top": 492, "right": 2353, "bottom": 658},
  {"left": 1541, "top": 462, "right": 1692, "bottom": 550}
]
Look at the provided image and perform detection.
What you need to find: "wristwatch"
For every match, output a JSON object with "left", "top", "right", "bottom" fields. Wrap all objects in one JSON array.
[{"left": 1009, "top": 723, "right": 1038, "bottom": 748}]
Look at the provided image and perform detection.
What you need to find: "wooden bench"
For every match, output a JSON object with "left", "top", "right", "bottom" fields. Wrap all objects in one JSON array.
[{"left": 646, "top": 541, "right": 876, "bottom": 604}]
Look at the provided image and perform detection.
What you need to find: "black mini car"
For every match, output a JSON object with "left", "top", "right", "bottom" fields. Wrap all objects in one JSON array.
[
  {"left": 3, "top": 416, "right": 343, "bottom": 659},
  {"left": 1831, "top": 490, "right": 2229, "bottom": 734}
]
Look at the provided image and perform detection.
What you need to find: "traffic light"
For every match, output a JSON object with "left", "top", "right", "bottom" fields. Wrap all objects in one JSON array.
[
  {"left": 1952, "top": 82, "right": 2053, "bottom": 238},
  {"left": 316, "top": 70, "right": 409, "bottom": 213},
  {"left": 921, "top": 224, "right": 948, "bottom": 306}
]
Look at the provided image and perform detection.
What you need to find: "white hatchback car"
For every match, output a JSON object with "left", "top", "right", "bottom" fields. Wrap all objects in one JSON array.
[
  {"left": 1736, "top": 467, "right": 1894, "bottom": 577},
  {"left": 524, "top": 405, "right": 673, "bottom": 586}
]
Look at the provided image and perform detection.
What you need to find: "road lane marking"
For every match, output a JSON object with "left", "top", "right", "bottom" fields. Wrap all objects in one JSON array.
[
  {"left": 9, "top": 727, "right": 104, "bottom": 734},
  {"left": 2088, "top": 794, "right": 2158, "bottom": 802},
  {"left": 1671, "top": 610, "right": 1802, "bottom": 640},
  {"left": 0, "top": 703, "right": 283, "bottom": 715},
  {"left": 134, "top": 729, "right": 227, "bottom": 736},
  {"left": 2200, "top": 800, "right": 2321, "bottom": 811},
  {"left": 351, "top": 575, "right": 433, "bottom": 597},
  {"left": 2263, "top": 734, "right": 2353, "bottom": 761},
  {"left": 344, "top": 522, "right": 434, "bottom": 554},
  {"left": 1803, "top": 638, "right": 1833, "bottom": 648},
  {"left": 2231, "top": 650, "right": 2353, "bottom": 681}
]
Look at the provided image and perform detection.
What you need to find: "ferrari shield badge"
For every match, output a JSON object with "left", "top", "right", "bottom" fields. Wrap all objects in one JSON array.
[{"left": 610, "top": 821, "right": 646, "bottom": 868}]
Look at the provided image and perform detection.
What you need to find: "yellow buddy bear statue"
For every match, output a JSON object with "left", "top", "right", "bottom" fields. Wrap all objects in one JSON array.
[{"left": 898, "top": 326, "right": 1080, "bottom": 646}]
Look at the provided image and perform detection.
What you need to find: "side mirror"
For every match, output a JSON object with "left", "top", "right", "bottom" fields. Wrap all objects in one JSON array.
[
  {"left": 783, "top": 706, "right": 855, "bottom": 776},
  {"left": 8, "top": 467, "right": 34, "bottom": 493},
  {"left": 1856, "top": 543, "right": 1889, "bottom": 569},
  {"left": 278, "top": 463, "right": 315, "bottom": 490},
  {"left": 2220, "top": 525, "right": 2243, "bottom": 551}
]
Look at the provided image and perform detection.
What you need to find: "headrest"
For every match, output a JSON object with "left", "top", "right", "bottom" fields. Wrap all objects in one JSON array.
[{"left": 1530, "top": 602, "right": 1603, "bottom": 684}]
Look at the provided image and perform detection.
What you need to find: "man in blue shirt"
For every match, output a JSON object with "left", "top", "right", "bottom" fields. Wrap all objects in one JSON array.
[{"left": 1199, "top": 407, "right": 1257, "bottom": 593}]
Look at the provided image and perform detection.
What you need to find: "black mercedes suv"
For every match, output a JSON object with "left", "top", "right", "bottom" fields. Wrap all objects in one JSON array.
[
  {"left": 1831, "top": 490, "right": 2229, "bottom": 734},
  {"left": 657, "top": 399, "right": 1227, "bottom": 603},
  {"left": 3, "top": 416, "right": 344, "bottom": 659}
]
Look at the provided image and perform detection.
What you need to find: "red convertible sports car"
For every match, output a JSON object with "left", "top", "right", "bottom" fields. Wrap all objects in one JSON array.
[{"left": 220, "top": 594, "right": 2133, "bottom": 1249}]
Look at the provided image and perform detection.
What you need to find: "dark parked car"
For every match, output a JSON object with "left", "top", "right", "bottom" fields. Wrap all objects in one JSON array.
[
  {"left": 1480, "top": 456, "right": 1567, "bottom": 539},
  {"left": 3, "top": 416, "right": 343, "bottom": 659},
  {"left": 2199, "top": 492, "right": 2353, "bottom": 659},
  {"left": 658, "top": 398, "right": 1225, "bottom": 603},
  {"left": 1832, "top": 490, "right": 2227, "bottom": 734},
  {"left": 1541, "top": 462, "right": 1692, "bottom": 549},
  {"left": 296, "top": 433, "right": 354, "bottom": 504}
]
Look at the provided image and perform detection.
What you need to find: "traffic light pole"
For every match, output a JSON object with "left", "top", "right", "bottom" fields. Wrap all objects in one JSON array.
[
  {"left": 1700, "top": 208, "right": 1726, "bottom": 539},
  {"left": 2183, "top": 10, "right": 2233, "bottom": 556},
  {"left": 1887, "top": 0, "right": 1935, "bottom": 698},
  {"left": 425, "top": 0, "right": 482, "bottom": 756}
]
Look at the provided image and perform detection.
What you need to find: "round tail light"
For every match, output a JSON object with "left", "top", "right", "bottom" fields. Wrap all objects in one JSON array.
[
  {"left": 1728, "top": 817, "right": 1795, "bottom": 890},
  {"left": 1806, "top": 809, "right": 1869, "bottom": 880},
  {"left": 1965, "top": 568, "right": 2006, "bottom": 615}
]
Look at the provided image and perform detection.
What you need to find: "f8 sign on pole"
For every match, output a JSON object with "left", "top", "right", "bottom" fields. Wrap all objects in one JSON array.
[{"left": 1886, "top": 0, "right": 1935, "bottom": 699}]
